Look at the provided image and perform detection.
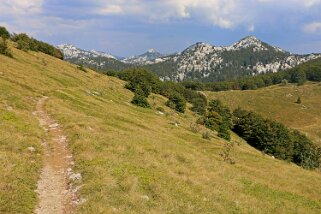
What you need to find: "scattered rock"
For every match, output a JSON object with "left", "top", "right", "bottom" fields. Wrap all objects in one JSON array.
[
  {"left": 58, "top": 136, "right": 67, "bottom": 143},
  {"left": 87, "top": 90, "right": 102, "bottom": 96},
  {"left": 140, "top": 195, "right": 149, "bottom": 201},
  {"left": 157, "top": 111, "right": 164, "bottom": 115},
  {"left": 28, "top": 146, "right": 36, "bottom": 153},
  {"left": 73, "top": 198, "right": 87, "bottom": 205},
  {"left": 170, "top": 122, "right": 180, "bottom": 127},
  {"left": 49, "top": 123, "right": 59, "bottom": 129},
  {"left": 69, "top": 172, "right": 82, "bottom": 181},
  {"left": 92, "top": 91, "right": 101, "bottom": 96},
  {"left": 286, "top": 93, "right": 293, "bottom": 97}
]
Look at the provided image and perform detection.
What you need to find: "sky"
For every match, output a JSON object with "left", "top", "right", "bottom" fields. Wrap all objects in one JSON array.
[{"left": 0, "top": 0, "right": 321, "bottom": 57}]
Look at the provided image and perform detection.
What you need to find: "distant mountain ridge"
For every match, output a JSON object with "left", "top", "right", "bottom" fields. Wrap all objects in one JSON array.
[
  {"left": 122, "top": 49, "right": 164, "bottom": 65},
  {"left": 57, "top": 36, "right": 321, "bottom": 82},
  {"left": 57, "top": 44, "right": 130, "bottom": 71}
]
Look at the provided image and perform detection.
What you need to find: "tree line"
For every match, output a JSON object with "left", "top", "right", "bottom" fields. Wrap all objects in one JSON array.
[
  {"left": 106, "top": 68, "right": 207, "bottom": 114},
  {"left": 233, "top": 108, "right": 320, "bottom": 169},
  {"left": 0, "top": 26, "right": 63, "bottom": 59},
  {"left": 106, "top": 68, "right": 320, "bottom": 169}
]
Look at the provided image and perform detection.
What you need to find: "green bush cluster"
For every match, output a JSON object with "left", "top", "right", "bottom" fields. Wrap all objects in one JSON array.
[
  {"left": 0, "top": 37, "right": 13, "bottom": 58},
  {"left": 131, "top": 91, "right": 150, "bottom": 108},
  {"left": 107, "top": 68, "right": 320, "bottom": 169},
  {"left": 233, "top": 108, "right": 320, "bottom": 169},
  {"left": 11, "top": 33, "right": 63, "bottom": 59},
  {"left": 0, "top": 26, "right": 10, "bottom": 39},
  {"left": 166, "top": 93, "right": 186, "bottom": 113},
  {"left": 197, "top": 99, "right": 232, "bottom": 141},
  {"left": 109, "top": 68, "right": 206, "bottom": 113}
]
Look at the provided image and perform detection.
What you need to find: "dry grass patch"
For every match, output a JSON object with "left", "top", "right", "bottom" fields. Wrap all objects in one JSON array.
[{"left": 0, "top": 45, "right": 321, "bottom": 213}]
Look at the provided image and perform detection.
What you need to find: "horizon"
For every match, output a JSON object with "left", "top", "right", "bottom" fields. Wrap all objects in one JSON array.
[
  {"left": 58, "top": 35, "right": 318, "bottom": 58},
  {"left": 1, "top": 1, "right": 321, "bottom": 57}
]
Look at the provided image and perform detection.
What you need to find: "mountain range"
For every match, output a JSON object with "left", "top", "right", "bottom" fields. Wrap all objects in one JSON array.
[{"left": 58, "top": 36, "right": 321, "bottom": 82}]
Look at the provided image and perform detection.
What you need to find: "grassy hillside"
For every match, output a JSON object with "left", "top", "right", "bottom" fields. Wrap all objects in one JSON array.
[
  {"left": 206, "top": 83, "right": 321, "bottom": 145},
  {"left": 1, "top": 44, "right": 321, "bottom": 213}
]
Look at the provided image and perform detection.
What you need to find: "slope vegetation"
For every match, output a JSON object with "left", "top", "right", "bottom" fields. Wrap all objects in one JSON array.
[
  {"left": 206, "top": 83, "right": 321, "bottom": 145},
  {"left": 1, "top": 44, "right": 321, "bottom": 213}
]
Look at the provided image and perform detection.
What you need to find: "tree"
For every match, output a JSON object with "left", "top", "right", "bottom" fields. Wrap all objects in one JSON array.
[
  {"left": 13, "top": 33, "right": 31, "bottom": 51},
  {"left": 290, "top": 69, "right": 306, "bottom": 86},
  {"left": 232, "top": 108, "right": 320, "bottom": 168},
  {"left": 131, "top": 92, "right": 150, "bottom": 108},
  {"left": 166, "top": 93, "right": 186, "bottom": 113},
  {"left": 218, "top": 122, "right": 231, "bottom": 141},
  {"left": 0, "top": 37, "right": 13, "bottom": 58},
  {"left": 292, "top": 130, "right": 320, "bottom": 169},
  {"left": 204, "top": 111, "right": 222, "bottom": 131},
  {"left": 0, "top": 26, "right": 10, "bottom": 39},
  {"left": 191, "top": 97, "right": 207, "bottom": 115}
]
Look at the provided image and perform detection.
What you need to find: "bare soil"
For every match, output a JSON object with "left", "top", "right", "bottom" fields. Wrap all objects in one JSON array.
[{"left": 34, "top": 97, "right": 77, "bottom": 214}]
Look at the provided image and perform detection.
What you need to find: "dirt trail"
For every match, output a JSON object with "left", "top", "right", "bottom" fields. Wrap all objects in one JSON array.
[{"left": 34, "top": 97, "right": 77, "bottom": 214}]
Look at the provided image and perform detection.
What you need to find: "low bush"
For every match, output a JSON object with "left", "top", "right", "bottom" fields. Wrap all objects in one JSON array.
[
  {"left": 0, "top": 26, "right": 10, "bottom": 39},
  {"left": 233, "top": 108, "right": 320, "bottom": 169},
  {"left": 202, "top": 131, "right": 211, "bottom": 140},
  {"left": 131, "top": 93, "right": 150, "bottom": 108},
  {"left": 12, "top": 33, "right": 63, "bottom": 59},
  {"left": 166, "top": 93, "right": 186, "bottom": 113},
  {"left": 0, "top": 37, "right": 13, "bottom": 58}
]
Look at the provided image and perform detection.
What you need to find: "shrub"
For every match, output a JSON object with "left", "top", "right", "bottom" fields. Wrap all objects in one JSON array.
[
  {"left": 218, "top": 122, "right": 231, "bottom": 141},
  {"left": 291, "top": 131, "right": 321, "bottom": 169},
  {"left": 202, "top": 131, "right": 211, "bottom": 140},
  {"left": 200, "top": 99, "right": 233, "bottom": 138},
  {"left": 190, "top": 123, "right": 200, "bottom": 133},
  {"left": 281, "top": 79, "right": 288, "bottom": 86},
  {"left": 0, "top": 26, "right": 10, "bottom": 39},
  {"left": 204, "top": 111, "right": 222, "bottom": 131},
  {"left": 296, "top": 97, "right": 301, "bottom": 104},
  {"left": 105, "top": 70, "right": 118, "bottom": 77},
  {"left": 191, "top": 97, "right": 207, "bottom": 115},
  {"left": 290, "top": 69, "right": 306, "bottom": 86},
  {"left": 233, "top": 108, "right": 320, "bottom": 169},
  {"left": 0, "top": 37, "right": 13, "bottom": 58},
  {"left": 166, "top": 93, "right": 186, "bottom": 113},
  {"left": 12, "top": 33, "right": 63, "bottom": 59},
  {"left": 208, "top": 99, "right": 233, "bottom": 128},
  {"left": 131, "top": 92, "right": 150, "bottom": 108},
  {"left": 13, "top": 33, "right": 30, "bottom": 51}
]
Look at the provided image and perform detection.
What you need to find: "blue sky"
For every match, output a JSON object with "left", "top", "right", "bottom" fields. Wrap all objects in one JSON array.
[{"left": 0, "top": 0, "right": 321, "bottom": 57}]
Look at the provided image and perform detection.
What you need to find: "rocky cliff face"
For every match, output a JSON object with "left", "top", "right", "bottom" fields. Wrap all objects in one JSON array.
[{"left": 58, "top": 37, "right": 321, "bottom": 82}]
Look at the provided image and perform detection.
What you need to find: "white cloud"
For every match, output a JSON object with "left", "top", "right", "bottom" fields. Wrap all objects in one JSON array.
[
  {"left": 97, "top": 5, "right": 123, "bottom": 15},
  {"left": 0, "top": 0, "right": 43, "bottom": 15},
  {"left": 257, "top": 0, "right": 321, "bottom": 7},
  {"left": 95, "top": 0, "right": 251, "bottom": 29},
  {"left": 93, "top": 0, "right": 321, "bottom": 30},
  {"left": 303, "top": 22, "right": 321, "bottom": 34}
]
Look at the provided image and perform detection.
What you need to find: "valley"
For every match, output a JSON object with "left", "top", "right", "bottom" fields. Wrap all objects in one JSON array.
[
  {"left": 1, "top": 40, "right": 321, "bottom": 213},
  {"left": 206, "top": 82, "right": 321, "bottom": 145}
]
